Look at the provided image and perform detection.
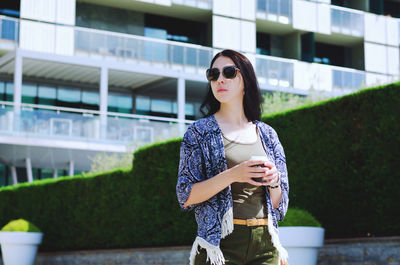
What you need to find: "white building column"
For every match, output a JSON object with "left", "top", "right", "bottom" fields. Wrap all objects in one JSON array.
[
  {"left": 11, "top": 166, "right": 18, "bottom": 185},
  {"left": 68, "top": 161, "right": 74, "bottom": 176},
  {"left": 25, "top": 158, "right": 33, "bottom": 183},
  {"left": 100, "top": 66, "right": 108, "bottom": 139},
  {"left": 13, "top": 48, "right": 23, "bottom": 132},
  {"left": 53, "top": 169, "right": 58, "bottom": 179},
  {"left": 177, "top": 77, "right": 186, "bottom": 137}
]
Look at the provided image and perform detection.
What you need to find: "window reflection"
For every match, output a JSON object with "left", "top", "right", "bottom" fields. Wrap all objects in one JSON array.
[
  {"left": 38, "top": 86, "right": 57, "bottom": 106},
  {"left": 108, "top": 93, "right": 132, "bottom": 113},
  {"left": 22, "top": 83, "right": 37, "bottom": 104}
]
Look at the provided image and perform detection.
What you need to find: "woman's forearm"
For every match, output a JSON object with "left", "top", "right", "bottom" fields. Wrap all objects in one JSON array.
[
  {"left": 183, "top": 171, "right": 235, "bottom": 207},
  {"left": 268, "top": 186, "right": 282, "bottom": 209}
]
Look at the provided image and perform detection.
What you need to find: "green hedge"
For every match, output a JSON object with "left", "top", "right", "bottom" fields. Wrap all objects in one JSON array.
[
  {"left": 263, "top": 82, "right": 400, "bottom": 238},
  {"left": 0, "top": 82, "right": 399, "bottom": 251},
  {"left": 0, "top": 147, "right": 195, "bottom": 251}
]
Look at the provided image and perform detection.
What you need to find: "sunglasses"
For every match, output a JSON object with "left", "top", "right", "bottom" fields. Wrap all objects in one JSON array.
[{"left": 206, "top": 66, "right": 240, "bottom": 82}]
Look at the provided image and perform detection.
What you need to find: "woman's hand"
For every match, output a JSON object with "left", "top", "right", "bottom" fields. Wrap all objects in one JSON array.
[
  {"left": 226, "top": 160, "right": 279, "bottom": 186},
  {"left": 224, "top": 160, "right": 269, "bottom": 186},
  {"left": 261, "top": 161, "right": 280, "bottom": 186}
]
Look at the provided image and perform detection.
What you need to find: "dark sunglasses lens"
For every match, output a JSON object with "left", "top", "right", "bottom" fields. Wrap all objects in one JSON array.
[
  {"left": 206, "top": 68, "right": 220, "bottom": 81},
  {"left": 223, "top": 66, "right": 237, "bottom": 79}
]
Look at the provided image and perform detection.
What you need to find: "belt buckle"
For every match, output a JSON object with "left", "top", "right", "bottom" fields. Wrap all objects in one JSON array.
[{"left": 246, "top": 218, "right": 258, "bottom": 226}]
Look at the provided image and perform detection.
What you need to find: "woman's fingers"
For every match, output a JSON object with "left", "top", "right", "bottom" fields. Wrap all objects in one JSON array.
[{"left": 247, "top": 179, "right": 263, "bottom": 186}]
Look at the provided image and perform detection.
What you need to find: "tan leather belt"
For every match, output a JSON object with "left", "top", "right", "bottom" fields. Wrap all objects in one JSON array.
[{"left": 233, "top": 218, "right": 268, "bottom": 226}]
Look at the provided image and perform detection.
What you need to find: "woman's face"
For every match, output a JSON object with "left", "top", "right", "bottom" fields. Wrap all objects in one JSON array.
[{"left": 210, "top": 56, "right": 244, "bottom": 105}]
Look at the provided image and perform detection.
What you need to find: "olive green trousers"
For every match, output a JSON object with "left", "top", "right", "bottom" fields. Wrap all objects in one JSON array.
[{"left": 194, "top": 224, "right": 279, "bottom": 265}]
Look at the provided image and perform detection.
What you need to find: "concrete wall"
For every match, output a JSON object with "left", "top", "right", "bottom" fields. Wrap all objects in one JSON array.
[{"left": 318, "top": 236, "right": 400, "bottom": 265}]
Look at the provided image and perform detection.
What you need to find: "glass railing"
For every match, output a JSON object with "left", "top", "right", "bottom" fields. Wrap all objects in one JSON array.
[
  {"left": 74, "top": 27, "right": 213, "bottom": 73},
  {"left": 171, "top": 0, "right": 212, "bottom": 9},
  {"left": 331, "top": 5, "right": 364, "bottom": 37},
  {"left": 256, "top": 0, "right": 291, "bottom": 24},
  {"left": 332, "top": 67, "right": 366, "bottom": 90},
  {"left": 0, "top": 102, "right": 191, "bottom": 146},
  {"left": 255, "top": 54, "right": 294, "bottom": 89},
  {"left": 0, "top": 16, "right": 19, "bottom": 46}
]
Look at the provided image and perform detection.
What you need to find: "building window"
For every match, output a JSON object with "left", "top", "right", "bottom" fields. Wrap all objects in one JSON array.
[
  {"left": 108, "top": 92, "right": 132, "bottom": 113},
  {"left": 144, "top": 14, "right": 208, "bottom": 46},
  {"left": 151, "top": 99, "right": 172, "bottom": 113},
  {"left": 256, "top": 32, "right": 271, "bottom": 56},
  {"left": 5, "top": 82, "right": 13, "bottom": 102},
  {"left": 315, "top": 42, "right": 352, "bottom": 68},
  {"left": 82, "top": 91, "right": 100, "bottom": 110},
  {"left": 0, "top": 164, "right": 12, "bottom": 187},
  {"left": 21, "top": 83, "right": 37, "bottom": 104},
  {"left": 384, "top": 0, "right": 400, "bottom": 18},
  {"left": 58, "top": 88, "right": 81, "bottom": 108},
  {"left": 38, "top": 85, "right": 57, "bottom": 106},
  {"left": 136, "top": 96, "right": 150, "bottom": 115}
]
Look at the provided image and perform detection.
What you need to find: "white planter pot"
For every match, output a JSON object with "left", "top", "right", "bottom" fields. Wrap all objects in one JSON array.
[
  {"left": 0, "top": 231, "right": 43, "bottom": 265},
  {"left": 278, "top": 226, "right": 324, "bottom": 265}
]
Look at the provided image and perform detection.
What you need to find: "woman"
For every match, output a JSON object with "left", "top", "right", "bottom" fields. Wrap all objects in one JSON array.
[{"left": 176, "top": 49, "right": 289, "bottom": 265}]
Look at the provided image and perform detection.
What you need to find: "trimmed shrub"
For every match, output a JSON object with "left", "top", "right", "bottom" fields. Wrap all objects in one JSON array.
[
  {"left": 279, "top": 208, "right": 321, "bottom": 227},
  {"left": 1, "top": 218, "right": 41, "bottom": 232}
]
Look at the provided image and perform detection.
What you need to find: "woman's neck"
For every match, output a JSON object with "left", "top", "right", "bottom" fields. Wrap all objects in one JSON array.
[{"left": 215, "top": 103, "right": 249, "bottom": 128}]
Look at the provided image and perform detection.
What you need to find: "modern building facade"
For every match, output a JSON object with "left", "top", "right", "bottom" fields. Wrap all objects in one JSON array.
[{"left": 0, "top": 0, "right": 399, "bottom": 186}]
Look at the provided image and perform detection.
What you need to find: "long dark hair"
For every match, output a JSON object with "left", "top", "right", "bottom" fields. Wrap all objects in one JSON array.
[{"left": 200, "top": 49, "right": 263, "bottom": 121}]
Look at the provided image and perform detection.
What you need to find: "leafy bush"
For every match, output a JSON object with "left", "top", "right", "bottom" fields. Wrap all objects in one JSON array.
[
  {"left": 1, "top": 218, "right": 41, "bottom": 232},
  {"left": 279, "top": 208, "right": 321, "bottom": 227}
]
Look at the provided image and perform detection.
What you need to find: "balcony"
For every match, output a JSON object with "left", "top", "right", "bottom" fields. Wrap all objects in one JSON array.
[
  {"left": 332, "top": 66, "right": 365, "bottom": 91},
  {"left": 74, "top": 27, "right": 213, "bottom": 75},
  {"left": 256, "top": 0, "right": 292, "bottom": 24},
  {"left": 255, "top": 54, "right": 294, "bottom": 89},
  {"left": 255, "top": 54, "right": 368, "bottom": 93},
  {"left": 0, "top": 102, "right": 190, "bottom": 146},
  {"left": 0, "top": 15, "right": 394, "bottom": 98},
  {"left": 331, "top": 5, "right": 364, "bottom": 37}
]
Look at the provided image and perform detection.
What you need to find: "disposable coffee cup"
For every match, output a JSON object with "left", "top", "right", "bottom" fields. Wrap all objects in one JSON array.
[{"left": 249, "top": 156, "right": 269, "bottom": 183}]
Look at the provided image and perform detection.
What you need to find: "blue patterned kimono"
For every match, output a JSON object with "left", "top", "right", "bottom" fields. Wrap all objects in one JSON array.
[{"left": 176, "top": 115, "right": 289, "bottom": 265}]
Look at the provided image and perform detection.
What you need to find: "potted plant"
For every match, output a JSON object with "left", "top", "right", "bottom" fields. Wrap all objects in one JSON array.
[
  {"left": 0, "top": 219, "right": 43, "bottom": 265},
  {"left": 278, "top": 208, "right": 325, "bottom": 265}
]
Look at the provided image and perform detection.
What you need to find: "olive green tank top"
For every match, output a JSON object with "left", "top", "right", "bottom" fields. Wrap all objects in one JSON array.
[{"left": 223, "top": 133, "right": 269, "bottom": 219}]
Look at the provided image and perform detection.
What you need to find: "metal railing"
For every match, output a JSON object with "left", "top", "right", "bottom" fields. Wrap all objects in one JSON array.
[
  {"left": 331, "top": 5, "right": 364, "bottom": 37},
  {"left": 74, "top": 26, "right": 214, "bottom": 72},
  {"left": 171, "top": 0, "right": 212, "bottom": 9},
  {"left": 256, "top": 0, "right": 292, "bottom": 24},
  {"left": 332, "top": 66, "right": 366, "bottom": 90},
  {"left": 255, "top": 54, "right": 294, "bottom": 89},
  {"left": 0, "top": 102, "right": 191, "bottom": 146}
]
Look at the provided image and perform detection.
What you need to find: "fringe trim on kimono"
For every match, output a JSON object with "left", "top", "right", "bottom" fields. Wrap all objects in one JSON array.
[
  {"left": 221, "top": 207, "right": 233, "bottom": 238},
  {"left": 189, "top": 208, "right": 233, "bottom": 265},
  {"left": 267, "top": 213, "right": 289, "bottom": 265},
  {"left": 189, "top": 237, "right": 225, "bottom": 265}
]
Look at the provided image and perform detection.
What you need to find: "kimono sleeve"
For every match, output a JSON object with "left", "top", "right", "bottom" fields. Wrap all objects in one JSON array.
[
  {"left": 176, "top": 126, "right": 206, "bottom": 211},
  {"left": 270, "top": 126, "right": 289, "bottom": 222}
]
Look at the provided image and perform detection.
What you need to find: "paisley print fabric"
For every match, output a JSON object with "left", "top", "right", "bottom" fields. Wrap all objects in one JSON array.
[{"left": 176, "top": 115, "right": 289, "bottom": 264}]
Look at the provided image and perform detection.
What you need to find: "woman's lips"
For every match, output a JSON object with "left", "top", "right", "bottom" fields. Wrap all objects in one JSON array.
[{"left": 217, "top": 88, "right": 228, "bottom": 93}]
